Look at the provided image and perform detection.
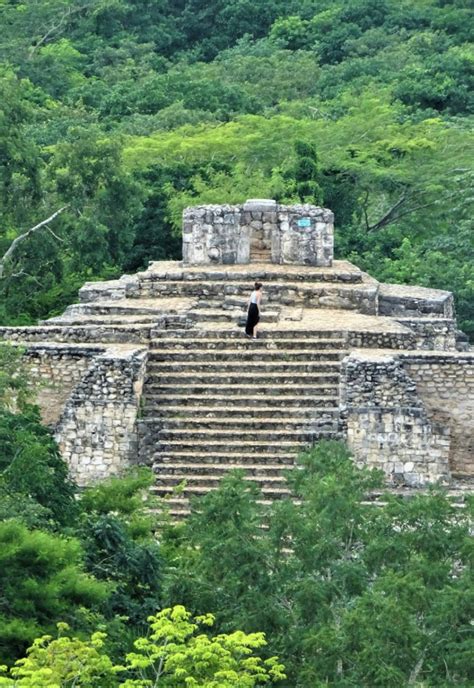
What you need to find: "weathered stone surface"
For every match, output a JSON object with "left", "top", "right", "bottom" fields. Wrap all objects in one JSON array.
[
  {"left": 183, "top": 200, "right": 333, "bottom": 266},
  {"left": 340, "top": 351, "right": 453, "bottom": 485},
  {"left": 55, "top": 347, "right": 148, "bottom": 485},
  {"left": 243, "top": 199, "right": 277, "bottom": 213}
]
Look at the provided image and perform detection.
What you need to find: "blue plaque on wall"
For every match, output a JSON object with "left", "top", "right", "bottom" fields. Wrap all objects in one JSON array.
[{"left": 297, "top": 217, "right": 311, "bottom": 228}]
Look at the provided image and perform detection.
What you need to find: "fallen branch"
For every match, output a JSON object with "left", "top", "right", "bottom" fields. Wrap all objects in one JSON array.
[{"left": 0, "top": 206, "right": 68, "bottom": 279}]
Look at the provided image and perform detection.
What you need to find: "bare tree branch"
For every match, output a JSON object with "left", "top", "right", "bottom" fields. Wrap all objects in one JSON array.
[
  {"left": 7, "top": 270, "right": 44, "bottom": 287},
  {"left": 0, "top": 206, "right": 68, "bottom": 279},
  {"left": 367, "top": 194, "right": 407, "bottom": 232},
  {"left": 361, "top": 189, "right": 370, "bottom": 231},
  {"left": 367, "top": 190, "right": 462, "bottom": 232},
  {"left": 408, "top": 650, "right": 426, "bottom": 685},
  {"left": 46, "top": 226, "right": 65, "bottom": 242},
  {"left": 28, "top": 2, "right": 91, "bottom": 57}
]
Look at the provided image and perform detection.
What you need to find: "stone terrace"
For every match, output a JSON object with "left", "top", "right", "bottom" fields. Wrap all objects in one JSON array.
[{"left": 1, "top": 259, "right": 473, "bottom": 517}]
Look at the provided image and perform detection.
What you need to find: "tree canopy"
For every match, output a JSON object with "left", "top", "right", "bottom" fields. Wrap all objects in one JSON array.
[{"left": 0, "top": 0, "right": 472, "bottom": 335}]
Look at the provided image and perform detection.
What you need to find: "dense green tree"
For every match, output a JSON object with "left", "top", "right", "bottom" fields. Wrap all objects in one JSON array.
[
  {"left": 0, "top": 345, "right": 77, "bottom": 529},
  {"left": 164, "top": 442, "right": 474, "bottom": 687},
  {"left": 290, "top": 140, "right": 324, "bottom": 204},
  {"left": 0, "top": 407, "right": 78, "bottom": 529},
  {"left": 47, "top": 127, "right": 144, "bottom": 270},
  {"left": 0, "top": 69, "right": 43, "bottom": 231},
  {"left": 0, "top": 519, "right": 108, "bottom": 664},
  {"left": 78, "top": 470, "right": 164, "bottom": 627}
]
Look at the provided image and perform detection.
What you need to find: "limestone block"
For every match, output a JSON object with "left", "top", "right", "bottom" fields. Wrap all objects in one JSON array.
[{"left": 243, "top": 199, "right": 277, "bottom": 213}]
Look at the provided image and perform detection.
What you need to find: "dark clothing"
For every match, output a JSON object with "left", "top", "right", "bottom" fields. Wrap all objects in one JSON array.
[{"left": 245, "top": 303, "right": 259, "bottom": 335}]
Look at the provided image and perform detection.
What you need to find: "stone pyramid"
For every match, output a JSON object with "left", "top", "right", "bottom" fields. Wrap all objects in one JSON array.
[{"left": 1, "top": 200, "right": 472, "bottom": 517}]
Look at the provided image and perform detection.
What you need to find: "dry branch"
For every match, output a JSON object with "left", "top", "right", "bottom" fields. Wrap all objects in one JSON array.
[{"left": 0, "top": 206, "right": 68, "bottom": 279}]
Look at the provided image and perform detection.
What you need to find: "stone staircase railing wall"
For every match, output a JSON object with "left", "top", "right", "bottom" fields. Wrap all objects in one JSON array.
[
  {"left": 22, "top": 345, "right": 101, "bottom": 425},
  {"left": 340, "top": 352, "right": 452, "bottom": 485},
  {"left": 402, "top": 354, "right": 474, "bottom": 476},
  {"left": 54, "top": 347, "right": 148, "bottom": 485}
]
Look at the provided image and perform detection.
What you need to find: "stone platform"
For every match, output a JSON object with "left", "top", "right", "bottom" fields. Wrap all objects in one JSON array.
[{"left": 1, "top": 259, "right": 472, "bottom": 517}]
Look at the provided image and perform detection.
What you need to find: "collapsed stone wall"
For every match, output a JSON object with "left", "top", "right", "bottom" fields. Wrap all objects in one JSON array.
[
  {"left": 183, "top": 199, "right": 334, "bottom": 266},
  {"left": 55, "top": 347, "right": 147, "bottom": 485},
  {"left": 402, "top": 355, "right": 474, "bottom": 476},
  {"left": 341, "top": 351, "right": 451, "bottom": 485}
]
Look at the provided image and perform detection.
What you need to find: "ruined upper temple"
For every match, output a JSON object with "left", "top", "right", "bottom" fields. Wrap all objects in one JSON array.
[{"left": 182, "top": 199, "right": 334, "bottom": 266}]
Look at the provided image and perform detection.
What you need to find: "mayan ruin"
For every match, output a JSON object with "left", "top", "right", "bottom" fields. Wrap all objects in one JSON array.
[{"left": 0, "top": 199, "right": 472, "bottom": 517}]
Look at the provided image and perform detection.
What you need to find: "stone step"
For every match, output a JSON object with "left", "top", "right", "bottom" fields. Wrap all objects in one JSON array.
[
  {"left": 148, "top": 337, "right": 347, "bottom": 351},
  {"left": 159, "top": 501, "right": 192, "bottom": 517},
  {"left": 148, "top": 450, "right": 299, "bottom": 465},
  {"left": 141, "top": 403, "right": 339, "bottom": 418},
  {"left": 146, "top": 361, "right": 343, "bottom": 375},
  {"left": 250, "top": 255, "right": 272, "bottom": 263},
  {"left": 156, "top": 496, "right": 278, "bottom": 519},
  {"left": 148, "top": 348, "right": 346, "bottom": 361},
  {"left": 51, "top": 300, "right": 189, "bottom": 318},
  {"left": 150, "top": 329, "right": 347, "bottom": 341},
  {"left": 143, "top": 415, "right": 340, "bottom": 433},
  {"left": 191, "top": 309, "right": 280, "bottom": 324},
  {"left": 0, "top": 324, "right": 151, "bottom": 344},
  {"left": 156, "top": 426, "right": 337, "bottom": 441},
  {"left": 250, "top": 253, "right": 271, "bottom": 259},
  {"left": 151, "top": 483, "right": 291, "bottom": 500},
  {"left": 153, "top": 462, "right": 293, "bottom": 477},
  {"left": 154, "top": 473, "right": 288, "bottom": 491},
  {"left": 145, "top": 371, "right": 340, "bottom": 386},
  {"left": 142, "top": 394, "right": 338, "bottom": 408},
  {"left": 139, "top": 265, "right": 363, "bottom": 284},
  {"left": 146, "top": 383, "right": 339, "bottom": 397},
  {"left": 155, "top": 434, "right": 340, "bottom": 453},
  {"left": 43, "top": 314, "right": 160, "bottom": 326}
]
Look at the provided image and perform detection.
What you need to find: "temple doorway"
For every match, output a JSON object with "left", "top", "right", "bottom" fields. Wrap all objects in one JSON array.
[{"left": 249, "top": 222, "right": 272, "bottom": 263}]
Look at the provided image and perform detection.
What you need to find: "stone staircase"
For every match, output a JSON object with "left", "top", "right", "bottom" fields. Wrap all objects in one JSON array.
[
  {"left": 138, "top": 329, "right": 347, "bottom": 517},
  {"left": 2, "top": 259, "right": 469, "bottom": 513}
]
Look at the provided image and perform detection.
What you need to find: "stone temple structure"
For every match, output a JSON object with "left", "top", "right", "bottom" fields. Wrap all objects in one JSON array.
[
  {"left": 1, "top": 199, "right": 473, "bottom": 516},
  {"left": 182, "top": 198, "right": 334, "bottom": 266}
]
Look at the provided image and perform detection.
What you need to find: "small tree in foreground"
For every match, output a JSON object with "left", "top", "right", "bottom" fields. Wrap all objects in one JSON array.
[{"left": 0, "top": 606, "right": 285, "bottom": 687}]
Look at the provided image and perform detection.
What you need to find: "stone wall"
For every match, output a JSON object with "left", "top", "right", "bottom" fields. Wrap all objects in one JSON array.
[
  {"left": 183, "top": 203, "right": 249, "bottom": 265},
  {"left": 379, "top": 283, "right": 454, "bottom": 318},
  {"left": 341, "top": 351, "right": 451, "bottom": 485},
  {"left": 55, "top": 346, "right": 148, "bottom": 485},
  {"left": 394, "top": 318, "right": 457, "bottom": 350},
  {"left": 78, "top": 273, "right": 139, "bottom": 302},
  {"left": 182, "top": 199, "right": 334, "bottom": 266},
  {"left": 23, "top": 345, "right": 99, "bottom": 425},
  {"left": 0, "top": 325, "right": 152, "bottom": 344},
  {"left": 273, "top": 203, "right": 334, "bottom": 266},
  {"left": 401, "top": 353, "right": 474, "bottom": 476}
]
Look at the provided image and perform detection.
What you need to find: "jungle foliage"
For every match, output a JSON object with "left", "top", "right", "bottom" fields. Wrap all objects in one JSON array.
[{"left": 0, "top": 0, "right": 472, "bottom": 335}]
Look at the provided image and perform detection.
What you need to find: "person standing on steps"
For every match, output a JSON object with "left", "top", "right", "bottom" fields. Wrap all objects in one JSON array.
[{"left": 245, "top": 282, "right": 263, "bottom": 339}]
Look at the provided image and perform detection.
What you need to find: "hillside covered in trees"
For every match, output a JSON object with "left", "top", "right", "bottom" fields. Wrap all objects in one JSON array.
[{"left": 0, "top": 0, "right": 473, "bottom": 336}]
